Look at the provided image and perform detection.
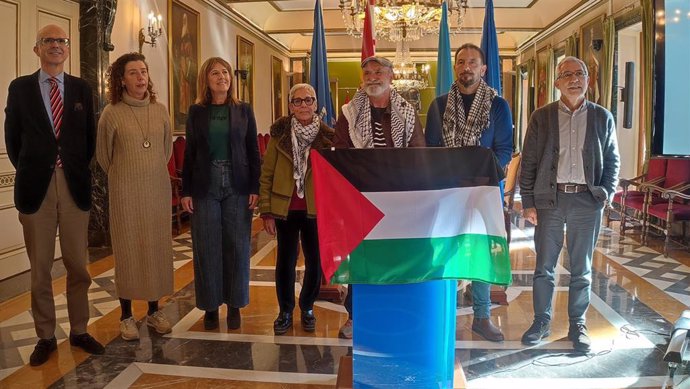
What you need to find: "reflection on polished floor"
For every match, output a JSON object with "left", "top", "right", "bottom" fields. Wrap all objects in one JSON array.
[{"left": 1, "top": 212, "right": 690, "bottom": 388}]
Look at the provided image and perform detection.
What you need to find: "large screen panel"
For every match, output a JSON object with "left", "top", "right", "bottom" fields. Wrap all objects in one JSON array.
[{"left": 652, "top": 0, "right": 690, "bottom": 156}]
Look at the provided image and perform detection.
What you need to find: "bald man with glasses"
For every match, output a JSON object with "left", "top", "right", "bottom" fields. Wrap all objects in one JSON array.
[
  {"left": 4, "top": 24, "right": 104, "bottom": 366},
  {"left": 519, "top": 56, "right": 620, "bottom": 353}
]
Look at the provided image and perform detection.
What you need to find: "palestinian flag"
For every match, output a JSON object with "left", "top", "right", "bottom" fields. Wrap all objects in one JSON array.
[{"left": 311, "top": 146, "right": 511, "bottom": 286}]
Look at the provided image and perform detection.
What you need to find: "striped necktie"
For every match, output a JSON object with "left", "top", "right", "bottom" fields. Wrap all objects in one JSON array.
[{"left": 48, "top": 77, "right": 63, "bottom": 167}]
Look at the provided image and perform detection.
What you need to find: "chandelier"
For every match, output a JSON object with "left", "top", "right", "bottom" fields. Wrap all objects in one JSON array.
[
  {"left": 392, "top": 41, "right": 430, "bottom": 91},
  {"left": 340, "top": 0, "right": 469, "bottom": 41}
]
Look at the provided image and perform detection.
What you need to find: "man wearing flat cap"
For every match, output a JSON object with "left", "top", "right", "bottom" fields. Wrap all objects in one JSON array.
[
  {"left": 334, "top": 56, "right": 424, "bottom": 149},
  {"left": 333, "top": 55, "right": 425, "bottom": 339}
]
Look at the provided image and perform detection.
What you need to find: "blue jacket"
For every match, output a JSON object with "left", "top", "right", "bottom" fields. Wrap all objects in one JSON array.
[{"left": 425, "top": 93, "right": 513, "bottom": 168}]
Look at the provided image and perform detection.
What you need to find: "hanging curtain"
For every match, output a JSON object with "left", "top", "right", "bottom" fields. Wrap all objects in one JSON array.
[
  {"left": 600, "top": 16, "right": 616, "bottom": 110},
  {"left": 547, "top": 46, "right": 555, "bottom": 103},
  {"left": 514, "top": 66, "right": 524, "bottom": 151},
  {"left": 565, "top": 33, "right": 578, "bottom": 57},
  {"left": 527, "top": 58, "right": 535, "bottom": 115},
  {"left": 641, "top": 0, "right": 654, "bottom": 165}
]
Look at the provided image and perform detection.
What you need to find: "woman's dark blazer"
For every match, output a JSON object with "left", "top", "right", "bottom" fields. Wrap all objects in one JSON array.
[{"left": 181, "top": 102, "right": 260, "bottom": 198}]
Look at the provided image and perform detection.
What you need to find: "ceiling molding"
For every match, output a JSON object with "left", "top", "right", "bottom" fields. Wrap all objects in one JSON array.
[{"left": 205, "top": 0, "right": 291, "bottom": 56}]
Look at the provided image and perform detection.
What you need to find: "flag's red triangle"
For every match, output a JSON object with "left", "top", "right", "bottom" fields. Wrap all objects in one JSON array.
[{"left": 311, "top": 151, "right": 384, "bottom": 282}]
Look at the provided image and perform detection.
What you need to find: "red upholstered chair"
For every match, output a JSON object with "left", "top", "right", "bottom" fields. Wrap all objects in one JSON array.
[
  {"left": 168, "top": 155, "right": 184, "bottom": 235},
  {"left": 608, "top": 157, "right": 667, "bottom": 235},
  {"left": 646, "top": 189, "right": 690, "bottom": 256},
  {"left": 258, "top": 133, "right": 267, "bottom": 159},
  {"left": 642, "top": 159, "right": 690, "bottom": 248},
  {"left": 173, "top": 136, "right": 186, "bottom": 176}
]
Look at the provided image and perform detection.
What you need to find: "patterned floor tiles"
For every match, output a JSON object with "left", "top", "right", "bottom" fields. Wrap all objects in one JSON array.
[{"left": 1, "top": 216, "right": 689, "bottom": 388}]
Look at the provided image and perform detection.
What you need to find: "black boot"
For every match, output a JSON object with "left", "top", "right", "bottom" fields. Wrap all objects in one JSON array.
[{"left": 273, "top": 311, "right": 293, "bottom": 335}]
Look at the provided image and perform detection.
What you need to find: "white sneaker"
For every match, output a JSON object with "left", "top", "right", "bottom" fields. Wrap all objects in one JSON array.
[
  {"left": 120, "top": 317, "right": 139, "bottom": 340},
  {"left": 147, "top": 311, "right": 172, "bottom": 334},
  {"left": 338, "top": 319, "right": 353, "bottom": 339}
]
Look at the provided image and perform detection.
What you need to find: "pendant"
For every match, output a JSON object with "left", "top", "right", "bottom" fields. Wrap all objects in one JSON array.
[{"left": 143, "top": 140, "right": 151, "bottom": 148}]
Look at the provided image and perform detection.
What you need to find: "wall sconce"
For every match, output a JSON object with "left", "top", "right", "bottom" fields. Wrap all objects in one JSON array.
[{"left": 138, "top": 12, "right": 163, "bottom": 53}]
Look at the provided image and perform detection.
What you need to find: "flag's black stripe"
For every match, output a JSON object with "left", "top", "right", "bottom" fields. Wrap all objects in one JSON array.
[{"left": 314, "top": 147, "right": 504, "bottom": 192}]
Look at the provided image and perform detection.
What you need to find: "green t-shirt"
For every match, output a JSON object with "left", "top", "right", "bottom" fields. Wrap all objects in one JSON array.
[{"left": 209, "top": 105, "right": 230, "bottom": 160}]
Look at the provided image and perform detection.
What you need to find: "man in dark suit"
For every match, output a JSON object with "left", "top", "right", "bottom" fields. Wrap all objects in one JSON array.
[
  {"left": 4, "top": 24, "right": 104, "bottom": 366},
  {"left": 519, "top": 56, "right": 620, "bottom": 353}
]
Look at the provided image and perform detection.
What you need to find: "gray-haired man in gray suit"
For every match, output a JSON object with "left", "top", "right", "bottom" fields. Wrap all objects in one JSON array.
[{"left": 519, "top": 56, "right": 620, "bottom": 353}]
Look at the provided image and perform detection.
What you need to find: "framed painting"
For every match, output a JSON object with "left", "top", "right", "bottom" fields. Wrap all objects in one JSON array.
[
  {"left": 168, "top": 0, "right": 199, "bottom": 134},
  {"left": 271, "top": 56, "right": 283, "bottom": 121},
  {"left": 236, "top": 36, "right": 254, "bottom": 106},
  {"left": 579, "top": 15, "right": 605, "bottom": 105},
  {"left": 535, "top": 46, "right": 549, "bottom": 108}
]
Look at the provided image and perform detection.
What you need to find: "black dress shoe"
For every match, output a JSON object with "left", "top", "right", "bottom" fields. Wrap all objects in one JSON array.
[
  {"left": 273, "top": 311, "right": 293, "bottom": 335},
  {"left": 69, "top": 333, "right": 105, "bottom": 355},
  {"left": 521, "top": 320, "right": 550, "bottom": 345},
  {"left": 227, "top": 307, "right": 241, "bottom": 330},
  {"left": 568, "top": 323, "right": 592, "bottom": 353},
  {"left": 301, "top": 310, "right": 316, "bottom": 332},
  {"left": 204, "top": 310, "right": 219, "bottom": 330},
  {"left": 29, "top": 337, "right": 57, "bottom": 366}
]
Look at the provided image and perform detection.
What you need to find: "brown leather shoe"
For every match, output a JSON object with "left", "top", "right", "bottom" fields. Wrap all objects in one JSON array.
[{"left": 472, "top": 318, "right": 504, "bottom": 342}]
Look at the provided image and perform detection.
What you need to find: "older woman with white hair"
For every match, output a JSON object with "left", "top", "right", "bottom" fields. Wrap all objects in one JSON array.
[{"left": 258, "top": 83, "right": 334, "bottom": 335}]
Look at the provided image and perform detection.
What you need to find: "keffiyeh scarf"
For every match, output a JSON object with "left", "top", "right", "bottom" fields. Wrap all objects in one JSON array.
[
  {"left": 341, "top": 88, "right": 416, "bottom": 148},
  {"left": 291, "top": 114, "right": 320, "bottom": 198},
  {"left": 442, "top": 78, "right": 497, "bottom": 147}
]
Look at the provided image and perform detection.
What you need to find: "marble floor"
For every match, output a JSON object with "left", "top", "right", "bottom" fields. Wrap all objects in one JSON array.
[{"left": 1, "top": 212, "right": 690, "bottom": 388}]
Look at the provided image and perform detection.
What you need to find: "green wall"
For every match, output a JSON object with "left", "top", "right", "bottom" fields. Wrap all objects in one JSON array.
[{"left": 328, "top": 61, "right": 444, "bottom": 128}]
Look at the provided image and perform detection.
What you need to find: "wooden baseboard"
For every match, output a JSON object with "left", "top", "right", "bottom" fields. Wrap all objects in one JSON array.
[
  {"left": 317, "top": 285, "right": 343, "bottom": 302},
  {"left": 490, "top": 286, "right": 508, "bottom": 305},
  {"left": 335, "top": 356, "right": 353, "bottom": 389}
]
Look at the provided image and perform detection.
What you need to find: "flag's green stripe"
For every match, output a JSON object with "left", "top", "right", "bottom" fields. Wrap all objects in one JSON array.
[{"left": 331, "top": 234, "right": 511, "bottom": 286}]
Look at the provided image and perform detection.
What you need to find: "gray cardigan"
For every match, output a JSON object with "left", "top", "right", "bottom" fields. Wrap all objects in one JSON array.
[{"left": 519, "top": 100, "right": 620, "bottom": 210}]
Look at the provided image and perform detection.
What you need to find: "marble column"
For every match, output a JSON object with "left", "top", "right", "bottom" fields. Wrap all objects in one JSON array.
[{"left": 79, "top": 0, "right": 117, "bottom": 247}]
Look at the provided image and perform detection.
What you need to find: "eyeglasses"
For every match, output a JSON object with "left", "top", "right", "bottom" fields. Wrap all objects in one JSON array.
[
  {"left": 557, "top": 71, "right": 587, "bottom": 80},
  {"left": 290, "top": 97, "right": 315, "bottom": 106},
  {"left": 37, "top": 38, "right": 70, "bottom": 47}
]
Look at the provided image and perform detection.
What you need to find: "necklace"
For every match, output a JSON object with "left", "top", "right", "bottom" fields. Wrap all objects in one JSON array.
[{"left": 128, "top": 104, "right": 151, "bottom": 148}]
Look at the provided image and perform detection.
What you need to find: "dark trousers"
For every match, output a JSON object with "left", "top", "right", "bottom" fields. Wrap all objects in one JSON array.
[
  {"left": 532, "top": 191, "right": 603, "bottom": 325},
  {"left": 191, "top": 160, "right": 252, "bottom": 310},
  {"left": 275, "top": 211, "right": 322, "bottom": 313}
]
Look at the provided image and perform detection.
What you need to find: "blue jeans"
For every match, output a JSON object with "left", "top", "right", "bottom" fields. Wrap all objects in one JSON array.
[
  {"left": 472, "top": 281, "right": 491, "bottom": 319},
  {"left": 532, "top": 191, "right": 603, "bottom": 325},
  {"left": 191, "top": 160, "right": 252, "bottom": 310}
]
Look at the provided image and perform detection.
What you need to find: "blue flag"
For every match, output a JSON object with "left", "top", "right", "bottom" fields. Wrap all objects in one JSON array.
[
  {"left": 436, "top": 1, "right": 454, "bottom": 97},
  {"left": 480, "top": 0, "right": 501, "bottom": 94},
  {"left": 310, "top": 0, "right": 335, "bottom": 126}
]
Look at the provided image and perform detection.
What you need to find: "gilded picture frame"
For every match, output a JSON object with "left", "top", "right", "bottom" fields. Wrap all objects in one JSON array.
[
  {"left": 535, "top": 46, "right": 549, "bottom": 108},
  {"left": 579, "top": 14, "right": 605, "bottom": 105},
  {"left": 168, "top": 0, "right": 200, "bottom": 134},
  {"left": 236, "top": 36, "right": 254, "bottom": 106},
  {"left": 271, "top": 56, "right": 283, "bottom": 121}
]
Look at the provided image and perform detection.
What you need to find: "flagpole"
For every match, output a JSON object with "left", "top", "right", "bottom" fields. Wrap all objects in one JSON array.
[
  {"left": 361, "top": 0, "right": 376, "bottom": 60},
  {"left": 481, "top": 0, "right": 502, "bottom": 94},
  {"left": 436, "top": 1, "right": 454, "bottom": 96},
  {"left": 309, "top": 0, "right": 336, "bottom": 125}
]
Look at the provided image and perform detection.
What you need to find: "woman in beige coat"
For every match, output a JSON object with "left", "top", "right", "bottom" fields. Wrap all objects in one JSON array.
[{"left": 97, "top": 52, "right": 174, "bottom": 340}]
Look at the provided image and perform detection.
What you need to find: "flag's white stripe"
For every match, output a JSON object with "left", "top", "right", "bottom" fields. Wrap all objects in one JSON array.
[{"left": 363, "top": 186, "right": 505, "bottom": 240}]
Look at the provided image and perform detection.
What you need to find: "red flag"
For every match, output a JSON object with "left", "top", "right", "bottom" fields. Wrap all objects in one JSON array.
[{"left": 361, "top": 0, "right": 375, "bottom": 61}]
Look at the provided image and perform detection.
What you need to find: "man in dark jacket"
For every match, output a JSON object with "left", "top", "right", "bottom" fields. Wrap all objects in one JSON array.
[
  {"left": 519, "top": 56, "right": 620, "bottom": 353},
  {"left": 4, "top": 24, "right": 104, "bottom": 366}
]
